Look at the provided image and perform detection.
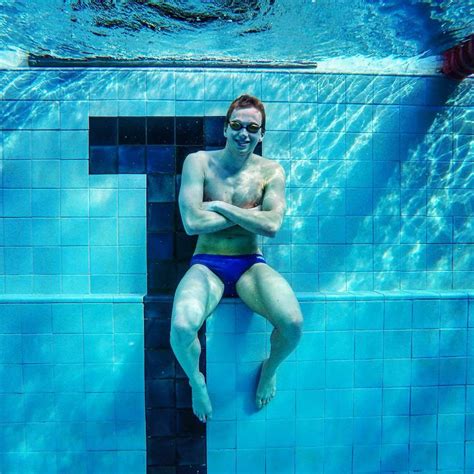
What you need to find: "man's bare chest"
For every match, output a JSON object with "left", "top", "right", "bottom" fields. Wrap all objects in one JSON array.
[{"left": 203, "top": 169, "right": 265, "bottom": 208}]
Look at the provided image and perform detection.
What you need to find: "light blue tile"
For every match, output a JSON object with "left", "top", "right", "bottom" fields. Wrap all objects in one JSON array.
[
  {"left": 0, "top": 423, "right": 26, "bottom": 452},
  {"left": 409, "top": 443, "right": 437, "bottom": 471},
  {"left": 90, "top": 218, "right": 118, "bottom": 245},
  {"left": 208, "top": 362, "right": 236, "bottom": 393},
  {"left": 413, "top": 299, "right": 440, "bottom": 328},
  {"left": 354, "top": 331, "right": 383, "bottom": 359},
  {"left": 60, "top": 101, "right": 89, "bottom": 129},
  {"left": 289, "top": 103, "right": 318, "bottom": 132},
  {"left": 32, "top": 189, "right": 60, "bottom": 217},
  {"left": 410, "top": 386, "right": 438, "bottom": 415},
  {"left": 33, "top": 274, "right": 61, "bottom": 294},
  {"left": 61, "top": 246, "right": 89, "bottom": 275},
  {"left": 383, "top": 359, "right": 411, "bottom": 387},
  {"left": 324, "top": 418, "right": 353, "bottom": 445},
  {"left": 53, "top": 363, "right": 84, "bottom": 392},
  {"left": 4, "top": 219, "right": 33, "bottom": 246},
  {"left": 86, "top": 421, "right": 116, "bottom": 451},
  {"left": 296, "top": 361, "right": 325, "bottom": 390},
  {"left": 318, "top": 103, "right": 345, "bottom": 132},
  {"left": 318, "top": 245, "right": 345, "bottom": 272},
  {"left": 23, "top": 392, "right": 55, "bottom": 422},
  {"left": 30, "top": 101, "right": 60, "bottom": 130},
  {"left": 83, "top": 303, "right": 113, "bottom": 334},
  {"left": 32, "top": 218, "right": 60, "bottom": 246},
  {"left": 84, "top": 334, "right": 114, "bottom": 363},
  {"left": 146, "top": 71, "right": 175, "bottom": 100},
  {"left": 411, "top": 358, "right": 439, "bottom": 386},
  {"left": 318, "top": 75, "right": 345, "bottom": 103},
  {"left": 118, "top": 189, "right": 147, "bottom": 217},
  {"left": 412, "top": 329, "right": 439, "bottom": 357},
  {"left": 373, "top": 105, "right": 399, "bottom": 133},
  {"left": 325, "top": 360, "right": 354, "bottom": 389},
  {"left": 54, "top": 393, "right": 86, "bottom": 422},
  {"left": 236, "top": 420, "right": 265, "bottom": 449},
  {"left": 3, "top": 130, "right": 31, "bottom": 159},
  {"left": 438, "top": 385, "right": 465, "bottom": 414},
  {"left": 346, "top": 76, "right": 374, "bottom": 104},
  {"left": 0, "top": 393, "right": 25, "bottom": 422},
  {"left": 232, "top": 72, "right": 262, "bottom": 99},
  {"left": 30, "top": 131, "right": 60, "bottom": 159},
  {"left": 325, "top": 388, "right": 353, "bottom": 417},
  {"left": 265, "top": 102, "right": 289, "bottom": 132},
  {"left": 33, "top": 247, "right": 61, "bottom": 275},
  {"left": 175, "top": 72, "right": 204, "bottom": 100},
  {"left": 440, "top": 328, "right": 466, "bottom": 356},
  {"left": 3, "top": 160, "right": 31, "bottom": 188},
  {"left": 22, "top": 334, "right": 52, "bottom": 364},
  {"left": 380, "top": 443, "right": 409, "bottom": 471},
  {"left": 439, "top": 357, "right": 466, "bottom": 385},
  {"left": 345, "top": 188, "right": 373, "bottom": 216},
  {"left": 204, "top": 72, "right": 234, "bottom": 101},
  {"left": 326, "top": 331, "right": 353, "bottom": 359},
  {"left": 60, "top": 189, "right": 89, "bottom": 217},
  {"left": 346, "top": 104, "right": 373, "bottom": 133},
  {"left": 60, "top": 160, "right": 89, "bottom": 188},
  {"left": 115, "top": 394, "right": 145, "bottom": 422},
  {"left": 85, "top": 392, "right": 115, "bottom": 422},
  {"left": 208, "top": 449, "right": 236, "bottom": 474},
  {"left": 115, "top": 451, "right": 146, "bottom": 474},
  {"left": 353, "top": 445, "right": 381, "bottom": 472},
  {"left": 90, "top": 247, "right": 118, "bottom": 275},
  {"left": 91, "top": 275, "right": 119, "bottom": 294},
  {"left": 84, "top": 364, "right": 116, "bottom": 393},
  {"left": 437, "top": 442, "right": 464, "bottom": 470},
  {"left": 266, "top": 448, "right": 295, "bottom": 474},
  {"left": 345, "top": 132, "right": 373, "bottom": 161},
  {"left": 62, "top": 275, "right": 90, "bottom": 294},
  {"left": 356, "top": 417, "right": 384, "bottom": 446},
  {"left": 373, "top": 132, "right": 399, "bottom": 161},
  {"left": 262, "top": 72, "right": 290, "bottom": 102},
  {"left": 236, "top": 448, "right": 265, "bottom": 474},
  {"left": 355, "top": 300, "right": 383, "bottom": 329},
  {"left": 383, "top": 330, "right": 411, "bottom": 358},
  {"left": 318, "top": 216, "right": 345, "bottom": 244},
  {"left": 115, "top": 420, "right": 146, "bottom": 454},
  {"left": 54, "top": 334, "right": 84, "bottom": 364},
  {"left": 61, "top": 218, "right": 89, "bottom": 245},
  {"left": 60, "top": 130, "right": 88, "bottom": 159},
  {"left": 0, "top": 364, "right": 23, "bottom": 393},
  {"left": 236, "top": 332, "right": 267, "bottom": 363},
  {"left": 113, "top": 303, "right": 143, "bottom": 333},
  {"left": 3, "top": 189, "right": 32, "bottom": 217}
]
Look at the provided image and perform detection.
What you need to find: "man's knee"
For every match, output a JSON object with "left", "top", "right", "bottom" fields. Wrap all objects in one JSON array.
[
  {"left": 279, "top": 312, "right": 303, "bottom": 343},
  {"left": 170, "top": 302, "right": 204, "bottom": 346}
]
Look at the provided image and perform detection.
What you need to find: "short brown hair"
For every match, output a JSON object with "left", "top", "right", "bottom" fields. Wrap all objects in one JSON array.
[{"left": 225, "top": 94, "right": 266, "bottom": 133}]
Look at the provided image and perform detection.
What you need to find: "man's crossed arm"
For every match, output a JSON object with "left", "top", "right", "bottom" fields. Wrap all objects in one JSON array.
[{"left": 179, "top": 153, "right": 286, "bottom": 238}]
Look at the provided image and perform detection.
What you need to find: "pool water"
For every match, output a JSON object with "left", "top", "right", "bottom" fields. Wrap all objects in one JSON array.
[{"left": 1, "top": 67, "right": 473, "bottom": 473}]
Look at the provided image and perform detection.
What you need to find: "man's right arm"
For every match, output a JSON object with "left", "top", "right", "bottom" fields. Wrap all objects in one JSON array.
[{"left": 179, "top": 153, "right": 236, "bottom": 236}]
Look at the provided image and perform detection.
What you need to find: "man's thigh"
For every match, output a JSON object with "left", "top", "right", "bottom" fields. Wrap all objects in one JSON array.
[
  {"left": 235, "top": 263, "right": 302, "bottom": 328},
  {"left": 172, "top": 264, "right": 225, "bottom": 329}
]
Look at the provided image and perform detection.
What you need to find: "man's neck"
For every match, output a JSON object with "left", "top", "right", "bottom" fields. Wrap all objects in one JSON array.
[{"left": 219, "top": 146, "right": 253, "bottom": 174}]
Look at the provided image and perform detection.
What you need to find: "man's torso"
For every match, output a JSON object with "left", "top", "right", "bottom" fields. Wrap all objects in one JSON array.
[{"left": 194, "top": 150, "right": 273, "bottom": 255}]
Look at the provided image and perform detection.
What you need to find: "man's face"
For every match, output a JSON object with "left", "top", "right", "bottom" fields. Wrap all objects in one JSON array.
[{"left": 224, "top": 107, "right": 263, "bottom": 155}]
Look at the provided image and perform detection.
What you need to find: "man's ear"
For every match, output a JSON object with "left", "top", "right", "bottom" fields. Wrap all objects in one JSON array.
[
  {"left": 223, "top": 124, "right": 228, "bottom": 138},
  {"left": 259, "top": 133, "right": 264, "bottom": 142}
]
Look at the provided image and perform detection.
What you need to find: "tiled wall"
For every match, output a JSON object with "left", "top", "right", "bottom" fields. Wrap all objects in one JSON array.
[
  {"left": 0, "top": 69, "right": 473, "bottom": 293},
  {"left": 206, "top": 293, "right": 474, "bottom": 473},
  {"left": 0, "top": 297, "right": 145, "bottom": 473}
]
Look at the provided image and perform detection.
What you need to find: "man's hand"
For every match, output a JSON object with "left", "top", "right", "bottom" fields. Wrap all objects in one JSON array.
[{"left": 203, "top": 201, "right": 261, "bottom": 213}]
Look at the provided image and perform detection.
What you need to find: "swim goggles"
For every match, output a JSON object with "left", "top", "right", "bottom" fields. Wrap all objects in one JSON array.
[{"left": 228, "top": 120, "right": 263, "bottom": 134}]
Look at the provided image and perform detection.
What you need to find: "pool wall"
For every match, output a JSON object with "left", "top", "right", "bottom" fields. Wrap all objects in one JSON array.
[{"left": 0, "top": 68, "right": 473, "bottom": 473}]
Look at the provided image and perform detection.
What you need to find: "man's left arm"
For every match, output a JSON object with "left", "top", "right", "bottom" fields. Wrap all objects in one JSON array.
[{"left": 207, "top": 164, "right": 286, "bottom": 238}]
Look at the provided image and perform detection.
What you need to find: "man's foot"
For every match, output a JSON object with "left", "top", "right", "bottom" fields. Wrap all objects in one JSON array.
[
  {"left": 190, "top": 374, "right": 213, "bottom": 423},
  {"left": 256, "top": 358, "right": 277, "bottom": 409}
]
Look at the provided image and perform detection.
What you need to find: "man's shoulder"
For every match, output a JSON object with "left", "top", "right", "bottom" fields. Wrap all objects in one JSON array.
[{"left": 254, "top": 155, "right": 284, "bottom": 175}]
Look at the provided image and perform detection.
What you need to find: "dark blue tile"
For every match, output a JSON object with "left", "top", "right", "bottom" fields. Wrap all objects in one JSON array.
[
  {"left": 176, "top": 379, "right": 192, "bottom": 409},
  {"left": 204, "top": 116, "right": 226, "bottom": 146},
  {"left": 119, "top": 117, "right": 146, "bottom": 144},
  {"left": 89, "top": 117, "right": 118, "bottom": 146},
  {"left": 176, "top": 117, "right": 204, "bottom": 146},
  {"left": 176, "top": 146, "right": 202, "bottom": 174},
  {"left": 176, "top": 437, "right": 206, "bottom": 465},
  {"left": 145, "top": 321, "right": 172, "bottom": 350},
  {"left": 148, "top": 175, "right": 176, "bottom": 202},
  {"left": 89, "top": 146, "right": 118, "bottom": 174},
  {"left": 147, "top": 146, "right": 176, "bottom": 173},
  {"left": 118, "top": 145, "right": 146, "bottom": 173},
  {"left": 147, "top": 437, "right": 176, "bottom": 466},
  {"left": 147, "top": 203, "right": 175, "bottom": 232},
  {"left": 176, "top": 232, "right": 196, "bottom": 261},
  {"left": 147, "top": 117, "right": 175, "bottom": 145},
  {"left": 147, "top": 379, "right": 175, "bottom": 408},
  {"left": 148, "top": 233, "right": 174, "bottom": 260},
  {"left": 145, "top": 349, "right": 175, "bottom": 377},
  {"left": 148, "top": 261, "right": 178, "bottom": 294},
  {"left": 147, "top": 408, "right": 176, "bottom": 436},
  {"left": 176, "top": 409, "right": 205, "bottom": 437}
]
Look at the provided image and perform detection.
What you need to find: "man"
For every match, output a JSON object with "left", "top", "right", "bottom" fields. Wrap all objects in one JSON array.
[{"left": 170, "top": 94, "right": 303, "bottom": 423}]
